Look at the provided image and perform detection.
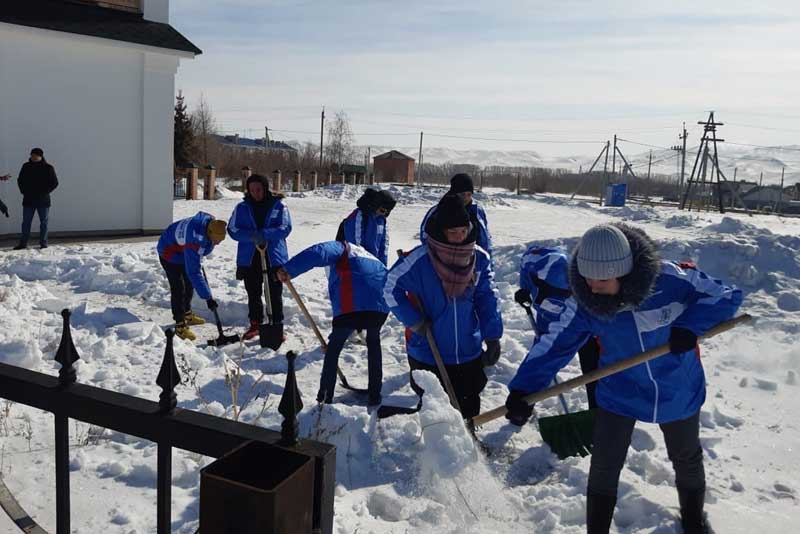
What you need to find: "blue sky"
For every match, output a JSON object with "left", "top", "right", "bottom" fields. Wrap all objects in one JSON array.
[{"left": 171, "top": 0, "right": 800, "bottom": 159}]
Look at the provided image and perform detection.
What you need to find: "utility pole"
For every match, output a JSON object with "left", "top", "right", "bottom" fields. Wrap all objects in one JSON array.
[
  {"left": 264, "top": 126, "right": 269, "bottom": 153},
  {"left": 611, "top": 135, "right": 617, "bottom": 180},
  {"left": 319, "top": 106, "right": 325, "bottom": 169},
  {"left": 601, "top": 140, "right": 610, "bottom": 205},
  {"left": 647, "top": 150, "right": 652, "bottom": 180},
  {"left": 416, "top": 131, "right": 424, "bottom": 187},
  {"left": 774, "top": 167, "right": 785, "bottom": 214},
  {"left": 366, "top": 146, "right": 371, "bottom": 181}
]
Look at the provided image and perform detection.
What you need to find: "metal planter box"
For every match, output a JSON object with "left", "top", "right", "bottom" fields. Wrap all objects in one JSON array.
[{"left": 200, "top": 440, "right": 315, "bottom": 533}]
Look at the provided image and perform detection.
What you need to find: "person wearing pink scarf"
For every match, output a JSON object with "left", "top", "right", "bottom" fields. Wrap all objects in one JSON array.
[{"left": 384, "top": 195, "right": 504, "bottom": 420}]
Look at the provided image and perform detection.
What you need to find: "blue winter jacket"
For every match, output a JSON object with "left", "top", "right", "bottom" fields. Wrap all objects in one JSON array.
[
  {"left": 340, "top": 208, "right": 389, "bottom": 266},
  {"left": 283, "top": 241, "right": 388, "bottom": 318},
  {"left": 384, "top": 244, "right": 504, "bottom": 366},
  {"left": 420, "top": 202, "right": 492, "bottom": 256},
  {"left": 227, "top": 196, "right": 292, "bottom": 267},
  {"left": 156, "top": 212, "right": 216, "bottom": 300},
  {"left": 519, "top": 245, "right": 572, "bottom": 334},
  {"left": 509, "top": 225, "right": 742, "bottom": 424}
]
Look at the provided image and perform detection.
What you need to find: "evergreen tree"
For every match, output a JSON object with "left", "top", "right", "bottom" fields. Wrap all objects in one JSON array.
[{"left": 174, "top": 91, "right": 195, "bottom": 167}]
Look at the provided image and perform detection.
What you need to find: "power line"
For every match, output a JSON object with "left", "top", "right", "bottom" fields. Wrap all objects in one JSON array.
[
  {"left": 616, "top": 138, "right": 671, "bottom": 151},
  {"left": 724, "top": 141, "right": 800, "bottom": 152},
  {"left": 426, "top": 133, "right": 604, "bottom": 144}
]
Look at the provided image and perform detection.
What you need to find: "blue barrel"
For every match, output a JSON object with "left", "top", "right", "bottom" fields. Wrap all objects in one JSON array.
[{"left": 605, "top": 183, "right": 627, "bottom": 207}]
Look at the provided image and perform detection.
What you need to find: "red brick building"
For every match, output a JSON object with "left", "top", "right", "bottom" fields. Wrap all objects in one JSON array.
[{"left": 373, "top": 150, "right": 415, "bottom": 184}]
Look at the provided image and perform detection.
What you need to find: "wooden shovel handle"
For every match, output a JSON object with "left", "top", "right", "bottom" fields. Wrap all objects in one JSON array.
[
  {"left": 285, "top": 279, "right": 328, "bottom": 351},
  {"left": 472, "top": 314, "right": 752, "bottom": 427}
]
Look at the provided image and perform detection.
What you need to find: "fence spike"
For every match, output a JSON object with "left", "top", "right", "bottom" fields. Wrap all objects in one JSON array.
[
  {"left": 55, "top": 309, "right": 80, "bottom": 386},
  {"left": 156, "top": 329, "right": 181, "bottom": 413},
  {"left": 279, "top": 351, "right": 303, "bottom": 445}
]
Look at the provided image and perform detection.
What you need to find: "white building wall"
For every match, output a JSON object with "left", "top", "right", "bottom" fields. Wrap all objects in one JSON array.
[{"left": 0, "top": 23, "right": 181, "bottom": 237}]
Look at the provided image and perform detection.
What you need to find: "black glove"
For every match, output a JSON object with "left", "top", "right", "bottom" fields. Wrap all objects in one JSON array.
[
  {"left": 505, "top": 389, "right": 534, "bottom": 427},
  {"left": 482, "top": 339, "right": 501, "bottom": 367},
  {"left": 251, "top": 231, "right": 266, "bottom": 247},
  {"left": 514, "top": 288, "right": 532, "bottom": 307},
  {"left": 206, "top": 298, "right": 218, "bottom": 311},
  {"left": 669, "top": 327, "right": 697, "bottom": 353},
  {"left": 410, "top": 318, "right": 430, "bottom": 336}
]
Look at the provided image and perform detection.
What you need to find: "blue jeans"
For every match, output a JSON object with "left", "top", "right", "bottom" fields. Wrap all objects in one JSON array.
[
  {"left": 20, "top": 206, "right": 49, "bottom": 246},
  {"left": 318, "top": 326, "right": 382, "bottom": 404}
]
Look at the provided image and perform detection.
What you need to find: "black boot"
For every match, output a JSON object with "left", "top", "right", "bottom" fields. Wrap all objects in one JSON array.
[
  {"left": 586, "top": 491, "right": 616, "bottom": 534},
  {"left": 678, "top": 486, "right": 713, "bottom": 534},
  {"left": 12, "top": 243, "right": 27, "bottom": 250}
]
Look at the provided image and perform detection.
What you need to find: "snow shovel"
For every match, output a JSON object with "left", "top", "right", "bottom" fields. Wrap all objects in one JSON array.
[
  {"left": 283, "top": 278, "right": 368, "bottom": 394},
  {"left": 471, "top": 314, "right": 753, "bottom": 455},
  {"left": 201, "top": 267, "right": 240, "bottom": 347},
  {"left": 519, "top": 299, "right": 592, "bottom": 458},
  {"left": 256, "top": 245, "right": 283, "bottom": 350}
]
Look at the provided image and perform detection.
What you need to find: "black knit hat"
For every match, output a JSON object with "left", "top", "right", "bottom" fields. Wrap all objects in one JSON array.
[
  {"left": 376, "top": 190, "right": 397, "bottom": 213},
  {"left": 246, "top": 173, "right": 270, "bottom": 190},
  {"left": 30, "top": 147, "right": 44, "bottom": 157},
  {"left": 449, "top": 173, "right": 474, "bottom": 194},
  {"left": 435, "top": 194, "right": 470, "bottom": 230}
]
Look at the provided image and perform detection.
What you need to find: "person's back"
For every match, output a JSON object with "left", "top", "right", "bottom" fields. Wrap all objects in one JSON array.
[{"left": 337, "top": 188, "right": 396, "bottom": 265}]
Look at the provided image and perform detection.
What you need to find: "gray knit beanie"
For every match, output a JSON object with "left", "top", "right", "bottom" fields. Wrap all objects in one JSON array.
[{"left": 576, "top": 225, "right": 633, "bottom": 279}]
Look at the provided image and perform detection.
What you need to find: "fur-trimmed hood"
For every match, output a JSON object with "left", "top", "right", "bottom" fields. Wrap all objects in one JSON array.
[{"left": 569, "top": 223, "right": 661, "bottom": 319}]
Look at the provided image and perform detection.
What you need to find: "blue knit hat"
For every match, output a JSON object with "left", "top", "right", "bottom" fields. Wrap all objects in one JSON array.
[{"left": 576, "top": 225, "right": 633, "bottom": 279}]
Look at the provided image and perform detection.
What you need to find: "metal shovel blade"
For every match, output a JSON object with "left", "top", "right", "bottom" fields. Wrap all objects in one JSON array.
[
  {"left": 259, "top": 323, "right": 284, "bottom": 350},
  {"left": 207, "top": 334, "right": 240, "bottom": 348}
]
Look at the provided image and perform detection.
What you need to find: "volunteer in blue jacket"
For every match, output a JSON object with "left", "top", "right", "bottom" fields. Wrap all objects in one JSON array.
[
  {"left": 505, "top": 223, "right": 742, "bottom": 534},
  {"left": 228, "top": 174, "right": 292, "bottom": 340},
  {"left": 385, "top": 194, "right": 503, "bottom": 420},
  {"left": 420, "top": 173, "right": 492, "bottom": 257},
  {"left": 336, "top": 188, "right": 396, "bottom": 265},
  {"left": 514, "top": 245, "right": 600, "bottom": 409},
  {"left": 277, "top": 241, "right": 388, "bottom": 405},
  {"left": 157, "top": 212, "right": 227, "bottom": 341}
]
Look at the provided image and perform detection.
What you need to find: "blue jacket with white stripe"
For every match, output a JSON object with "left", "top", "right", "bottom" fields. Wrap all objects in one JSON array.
[
  {"left": 519, "top": 245, "right": 573, "bottom": 333},
  {"left": 156, "top": 211, "right": 216, "bottom": 300},
  {"left": 227, "top": 195, "right": 292, "bottom": 267},
  {"left": 420, "top": 201, "right": 492, "bottom": 257},
  {"left": 384, "top": 243, "right": 504, "bottom": 366},
  {"left": 509, "top": 224, "right": 742, "bottom": 423},
  {"left": 339, "top": 208, "right": 389, "bottom": 266},
  {"left": 283, "top": 241, "right": 388, "bottom": 318}
]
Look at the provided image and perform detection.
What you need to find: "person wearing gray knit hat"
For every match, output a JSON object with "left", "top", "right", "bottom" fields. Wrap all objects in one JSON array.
[{"left": 576, "top": 224, "right": 634, "bottom": 281}]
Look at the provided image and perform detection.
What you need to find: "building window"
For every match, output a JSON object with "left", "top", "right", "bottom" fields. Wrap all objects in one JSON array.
[{"left": 72, "top": 0, "right": 142, "bottom": 13}]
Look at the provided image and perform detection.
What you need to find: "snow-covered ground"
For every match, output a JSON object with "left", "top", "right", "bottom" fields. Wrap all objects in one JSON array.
[{"left": 0, "top": 185, "right": 798, "bottom": 533}]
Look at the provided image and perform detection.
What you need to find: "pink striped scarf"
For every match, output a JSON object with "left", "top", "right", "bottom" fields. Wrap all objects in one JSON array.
[{"left": 426, "top": 236, "right": 476, "bottom": 298}]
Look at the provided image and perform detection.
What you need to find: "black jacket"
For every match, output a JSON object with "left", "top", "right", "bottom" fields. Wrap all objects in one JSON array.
[{"left": 18, "top": 160, "right": 58, "bottom": 208}]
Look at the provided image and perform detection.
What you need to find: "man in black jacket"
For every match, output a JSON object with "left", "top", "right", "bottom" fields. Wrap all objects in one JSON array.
[{"left": 14, "top": 148, "right": 58, "bottom": 250}]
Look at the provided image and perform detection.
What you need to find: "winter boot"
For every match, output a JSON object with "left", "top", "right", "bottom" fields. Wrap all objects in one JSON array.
[
  {"left": 184, "top": 311, "right": 206, "bottom": 326},
  {"left": 175, "top": 321, "right": 196, "bottom": 341},
  {"left": 12, "top": 243, "right": 27, "bottom": 250},
  {"left": 678, "top": 487, "right": 713, "bottom": 534},
  {"left": 586, "top": 491, "right": 616, "bottom": 534},
  {"left": 242, "top": 320, "right": 260, "bottom": 341}
]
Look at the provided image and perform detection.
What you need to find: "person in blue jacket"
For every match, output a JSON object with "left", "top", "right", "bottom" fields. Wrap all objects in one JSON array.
[
  {"left": 385, "top": 194, "right": 503, "bottom": 420},
  {"left": 157, "top": 212, "right": 227, "bottom": 340},
  {"left": 336, "top": 188, "right": 396, "bottom": 266},
  {"left": 227, "top": 174, "right": 292, "bottom": 341},
  {"left": 420, "top": 173, "right": 492, "bottom": 257},
  {"left": 277, "top": 241, "right": 388, "bottom": 405},
  {"left": 505, "top": 223, "right": 742, "bottom": 534},
  {"left": 514, "top": 245, "right": 600, "bottom": 409}
]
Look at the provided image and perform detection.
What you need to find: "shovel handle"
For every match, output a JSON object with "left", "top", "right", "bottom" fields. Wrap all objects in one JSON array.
[
  {"left": 472, "top": 314, "right": 752, "bottom": 427},
  {"left": 425, "top": 328, "right": 463, "bottom": 414},
  {"left": 285, "top": 279, "right": 328, "bottom": 351},
  {"left": 257, "top": 245, "right": 275, "bottom": 322}
]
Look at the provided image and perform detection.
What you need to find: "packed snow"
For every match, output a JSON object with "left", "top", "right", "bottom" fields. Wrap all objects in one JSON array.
[{"left": 0, "top": 185, "right": 798, "bottom": 533}]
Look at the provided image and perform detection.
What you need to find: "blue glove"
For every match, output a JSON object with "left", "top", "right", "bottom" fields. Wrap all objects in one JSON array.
[{"left": 251, "top": 231, "right": 266, "bottom": 247}]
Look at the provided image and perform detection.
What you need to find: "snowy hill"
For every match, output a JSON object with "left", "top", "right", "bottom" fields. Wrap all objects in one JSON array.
[{"left": 1, "top": 186, "right": 798, "bottom": 532}]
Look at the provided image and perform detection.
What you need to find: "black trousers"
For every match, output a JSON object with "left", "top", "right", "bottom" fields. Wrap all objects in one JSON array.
[
  {"left": 587, "top": 408, "right": 705, "bottom": 497},
  {"left": 408, "top": 355, "right": 488, "bottom": 419},
  {"left": 160, "top": 257, "right": 193, "bottom": 322},
  {"left": 238, "top": 252, "right": 284, "bottom": 324},
  {"left": 578, "top": 337, "right": 600, "bottom": 409}
]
